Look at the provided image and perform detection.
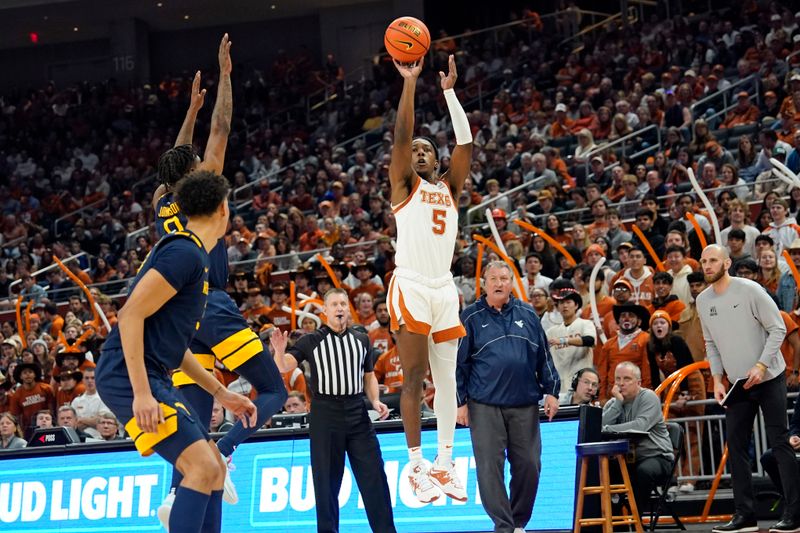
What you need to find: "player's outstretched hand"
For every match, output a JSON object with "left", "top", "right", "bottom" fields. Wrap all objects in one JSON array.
[
  {"left": 269, "top": 329, "right": 289, "bottom": 355},
  {"left": 439, "top": 54, "right": 458, "bottom": 90},
  {"left": 219, "top": 389, "right": 257, "bottom": 428},
  {"left": 393, "top": 56, "right": 424, "bottom": 79},
  {"left": 189, "top": 71, "right": 207, "bottom": 112},
  {"left": 133, "top": 393, "right": 164, "bottom": 434},
  {"left": 218, "top": 33, "right": 232, "bottom": 75}
]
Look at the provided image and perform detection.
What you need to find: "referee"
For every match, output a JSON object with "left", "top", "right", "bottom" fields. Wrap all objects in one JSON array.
[{"left": 271, "top": 288, "right": 396, "bottom": 533}]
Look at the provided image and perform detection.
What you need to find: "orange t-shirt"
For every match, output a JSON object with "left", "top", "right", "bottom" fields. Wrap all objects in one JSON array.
[
  {"left": 9, "top": 382, "right": 56, "bottom": 431},
  {"left": 780, "top": 311, "right": 798, "bottom": 376},
  {"left": 56, "top": 383, "right": 86, "bottom": 407},
  {"left": 373, "top": 347, "right": 403, "bottom": 393},
  {"left": 368, "top": 326, "right": 394, "bottom": 355},
  {"left": 595, "top": 330, "right": 652, "bottom": 403}
]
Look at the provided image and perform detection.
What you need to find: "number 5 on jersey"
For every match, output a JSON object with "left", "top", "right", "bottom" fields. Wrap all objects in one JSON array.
[{"left": 432, "top": 209, "right": 447, "bottom": 235}]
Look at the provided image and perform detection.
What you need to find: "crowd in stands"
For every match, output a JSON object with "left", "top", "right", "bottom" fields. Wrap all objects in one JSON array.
[{"left": 0, "top": 2, "right": 798, "bottom": 477}]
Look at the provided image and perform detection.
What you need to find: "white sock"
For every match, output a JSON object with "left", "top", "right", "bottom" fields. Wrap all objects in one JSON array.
[
  {"left": 435, "top": 442, "right": 453, "bottom": 467},
  {"left": 408, "top": 446, "right": 423, "bottom": 467}
]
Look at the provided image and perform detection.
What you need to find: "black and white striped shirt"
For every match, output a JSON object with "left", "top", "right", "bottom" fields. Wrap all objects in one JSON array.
[{"left": 288, "top": 326, "right": 374, "bottom": 397}]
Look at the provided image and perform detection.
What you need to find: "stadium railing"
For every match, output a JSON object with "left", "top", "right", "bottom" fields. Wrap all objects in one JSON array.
[{"left": 53, "top": 199, "right": 107, "bottom": 238}]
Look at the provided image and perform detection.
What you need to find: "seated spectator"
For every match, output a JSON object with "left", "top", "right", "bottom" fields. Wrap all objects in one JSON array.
[
  {"left": 737, "top": 135, "right": 760, "bottom": 182},
  {"left": 560, "top": 367, "right": 600, "bottom": 406},
  {"left": 551, "top": 103, "right": 575, "bottom": 138},
  {"left": 373, "top": 345, "right": 403, "bottom": 395},
  {"left": 596, "top": 303, "right": 652, "bottom": 402},
  {"left": 755, "top": 147, "right": 790, "bottom": 201},
  {"left": 56, "top": 405, "right": 91, "bottom": 442},
  {"left": 527, "top": 153, "right": 559, "bottom": 190},
  {"left": 210, "top": 401, "right": 234, "bottom": 432},
  {"left": 34, "top": 409, "right": 54, "bottom": 430},
  {"left": 0, "top": 413, "right": 26, "bottom": 450},
  {"left": 573, "top": 129, "right": 597, "bottom": 164},
  {"left": 602, "top": 361, "right": 675, "bottom": 510},
  {"left": 96, "top": 411, "right": 122, "bottom": 441},
  {"left": 687, "top": 119, "right": 715, "bottom": 158},
  {"left": 720, "top": 92, "right": 759, "bottom": 129},
  {"left": 283, "top": 391, "right": 309, "bottom": 414}
]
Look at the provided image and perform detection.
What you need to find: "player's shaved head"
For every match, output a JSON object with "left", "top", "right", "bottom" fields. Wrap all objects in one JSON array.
[
  {"left": 701, "top": 244, "right": 729, "bottom": 261},
  {"left": 700, "top": 244, "right": 731, "bottom": 285}
]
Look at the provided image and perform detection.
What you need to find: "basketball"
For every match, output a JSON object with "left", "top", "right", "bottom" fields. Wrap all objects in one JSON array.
[{"left": 384, "top": 16, "right": 430, "bottom": 63}]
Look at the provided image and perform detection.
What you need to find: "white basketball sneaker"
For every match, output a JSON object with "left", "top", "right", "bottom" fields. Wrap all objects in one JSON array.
[
  {"left": 428, "top": 459, "right": 467, "bottom": 502},
  {"left": 222, "top": 453, "right": 239, "bottom": 504},
  {"left": 156, "top": 488, "right": 175, "bottom": 531},
  {"left": 408, "top": 462, "right": 441, "bottom": 503}
]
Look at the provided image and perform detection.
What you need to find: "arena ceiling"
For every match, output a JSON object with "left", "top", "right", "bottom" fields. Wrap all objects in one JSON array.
[{"left": 0, "top": 0, "right": 382, "bottom": 50}]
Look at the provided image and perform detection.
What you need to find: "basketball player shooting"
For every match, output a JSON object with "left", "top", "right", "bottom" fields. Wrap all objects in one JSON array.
[{"left": 388, "top": 54, "right": 473, "bottom": 503}]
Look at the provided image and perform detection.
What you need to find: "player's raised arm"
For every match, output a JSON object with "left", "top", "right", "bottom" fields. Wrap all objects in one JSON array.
[
  {"left": 175, "top": 70, "right": 207, "bottom": 148},
  {"left": 389, "top": 57, "right": 424, "bottom": 206},
  {"left": 439, "top": 54, "right": 472, "bottom": 199},
  {"left": 152, "top": 72, "right": 207, "bottom": 210},
  {"left": 198, "top": 33, "right": 233, "bottom": 174}
]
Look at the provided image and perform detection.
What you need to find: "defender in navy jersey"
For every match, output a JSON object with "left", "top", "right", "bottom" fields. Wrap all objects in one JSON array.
[
  {"left": 151, "top": 34, "right": 286, "bottom": 520},
  {"left": 97, "top": 171, "right": 256, "bottom": 533}
]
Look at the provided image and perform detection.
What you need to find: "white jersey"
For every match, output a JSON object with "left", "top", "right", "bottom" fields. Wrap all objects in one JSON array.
[{"left": 393, "top": 177, "right": 458, "bottom": 279}]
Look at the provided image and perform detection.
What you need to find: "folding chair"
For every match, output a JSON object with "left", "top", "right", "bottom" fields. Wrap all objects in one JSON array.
[{"left": 647, "top": 422, "right": 686, "bottom": 531}]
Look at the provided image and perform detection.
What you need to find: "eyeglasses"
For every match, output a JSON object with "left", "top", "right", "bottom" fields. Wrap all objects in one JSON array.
[{"left": 579, "top": 378, "right": 599, "bottom": 389}]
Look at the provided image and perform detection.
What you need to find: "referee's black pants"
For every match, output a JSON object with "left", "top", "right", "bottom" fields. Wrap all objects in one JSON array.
[
  {"left": 309, "top": 396, "right": 396, "bottom": 533},
  {"left": 726, "top": 373, "right": 799, "bottom": 521}
]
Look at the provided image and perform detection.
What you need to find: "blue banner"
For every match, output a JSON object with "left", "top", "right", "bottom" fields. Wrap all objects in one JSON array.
[{"left": 0, "top": 422, "right": 578, "bottom": 532}]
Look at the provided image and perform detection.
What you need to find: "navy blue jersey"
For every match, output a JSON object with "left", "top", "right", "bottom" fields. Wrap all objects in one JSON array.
[
  {"left": 155, "top": 191, "right": 228, "bottom": 290},
  {"left": 103, "top": 231, "right": 210, "bottom": 371}
]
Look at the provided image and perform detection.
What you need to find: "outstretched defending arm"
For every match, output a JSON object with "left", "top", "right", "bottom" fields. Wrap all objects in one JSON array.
[
  {"left": 152, "top": 72, "right": 207, "bottom": 210},
  {"left": 439, "top": 54, "right": 473, "bottom": 199},
  {"left": 175, "top": 71, "right": 207, "bottom": 147},
  {"left": 389, "top": 58, "right": 424, "bottom": 206},
  {"left": 198, "top": 33, "right": 233, "bottom": 174}
]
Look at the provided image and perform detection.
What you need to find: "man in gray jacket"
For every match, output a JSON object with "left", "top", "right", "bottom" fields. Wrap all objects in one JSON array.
[
  {"left": 698, "top": 244, "right": 799, "bottom": 533},
  {"left": 602, "top": 361, "right": 674, "bottom": 511}
]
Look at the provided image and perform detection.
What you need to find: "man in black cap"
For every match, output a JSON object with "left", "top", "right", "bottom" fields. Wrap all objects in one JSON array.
[{"left": 596, "top": 302, "right": 652, "bottom": 402}]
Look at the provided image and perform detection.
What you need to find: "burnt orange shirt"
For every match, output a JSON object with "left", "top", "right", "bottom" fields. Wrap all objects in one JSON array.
[
  {"left": 373, "top": 347, "right": 403, "bottom": 393},
  {"left": 596, "top": 330, "right": 652, "bottom": 403}
]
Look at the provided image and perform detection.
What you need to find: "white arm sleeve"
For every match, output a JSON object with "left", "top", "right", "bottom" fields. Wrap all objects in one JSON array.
[{"left": 444, "top": 88, "right": 472, "bottom": 145}]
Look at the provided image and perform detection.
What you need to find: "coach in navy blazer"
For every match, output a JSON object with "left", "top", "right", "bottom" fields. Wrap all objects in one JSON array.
[{"left": 456, "top": 260, "right": 560, "bottom": 533}]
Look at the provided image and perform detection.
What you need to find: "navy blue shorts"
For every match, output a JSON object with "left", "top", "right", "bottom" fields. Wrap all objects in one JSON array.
[
  {"left": 190, "top": 289, "right": 262, "bottom": 371},
  {"left": 96, "top": 349, "right": 210, "bottom": 464}
]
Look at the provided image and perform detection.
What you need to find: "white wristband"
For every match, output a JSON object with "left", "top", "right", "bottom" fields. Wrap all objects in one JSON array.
[{"left": 443, "top": 88, "right": 472, "bottom": 145}]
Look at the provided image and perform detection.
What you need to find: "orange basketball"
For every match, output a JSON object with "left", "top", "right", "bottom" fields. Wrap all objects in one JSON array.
[{"left": 384, "top": 16, "right": 431, "bottom": 63}]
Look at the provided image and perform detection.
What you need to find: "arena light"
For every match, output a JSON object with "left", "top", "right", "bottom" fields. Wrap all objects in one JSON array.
[{"left": 29, "top": 32, "right": 39, "bottom": 44}]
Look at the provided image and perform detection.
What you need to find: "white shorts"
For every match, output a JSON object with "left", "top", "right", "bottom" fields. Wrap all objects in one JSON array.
[{"left": 387, "top": 268, "right": 465, "bottom": 344}]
